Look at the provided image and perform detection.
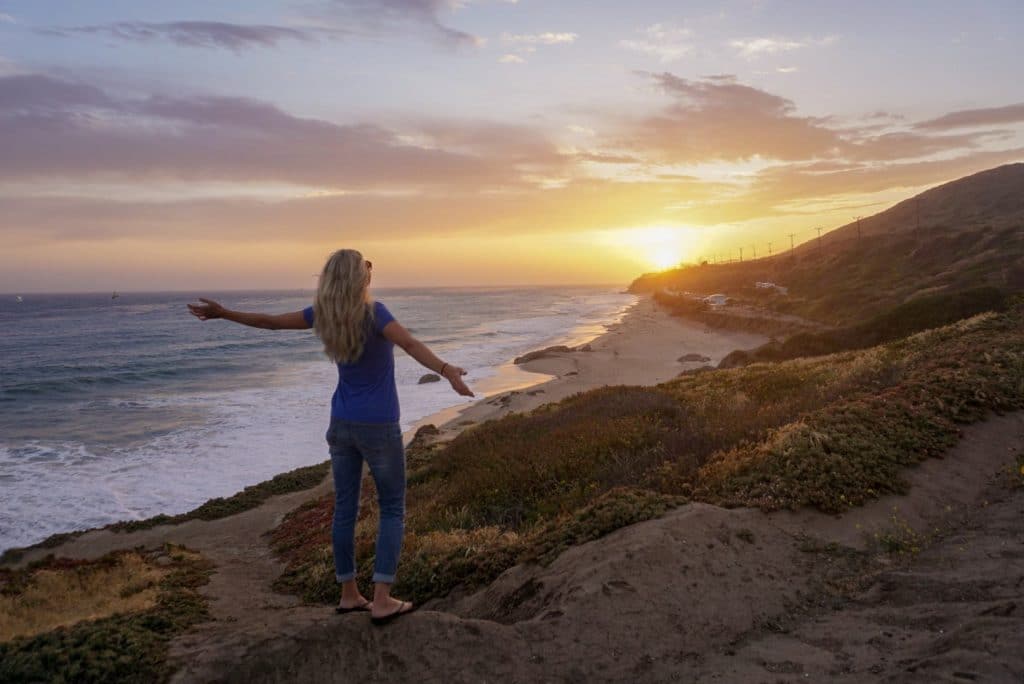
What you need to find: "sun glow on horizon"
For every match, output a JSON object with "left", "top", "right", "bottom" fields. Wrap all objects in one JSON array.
[{"left": 598, "top": 225, "right": 701, "bottom": 272}]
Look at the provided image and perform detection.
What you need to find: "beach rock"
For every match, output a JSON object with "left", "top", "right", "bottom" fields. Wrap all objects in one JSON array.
[
  {"left": 575, "top": 344, "right": 594, "bottom": 352},
  {"left": 413, "top": 424, "right": 440, "bottom": 439},
  {"left": 678, "top": 353, "right": 711, "bottom": 363},
  {"left": 526, "top": 389, "right": 546, "bottom": 396},
  {"left": 418, "top": 373, "right": 442, "bottom": 384},
  {"left": 514, "top": 345, "right": 572, "bottom": 365}
]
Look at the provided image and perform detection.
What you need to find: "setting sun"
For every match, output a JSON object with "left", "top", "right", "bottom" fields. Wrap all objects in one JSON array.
[{"left": 601, "top": 225, "right": 700, "bottom": 272}]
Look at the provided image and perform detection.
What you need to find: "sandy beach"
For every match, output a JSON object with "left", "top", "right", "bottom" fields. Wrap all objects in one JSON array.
[{"left": 412, "top": 294, "right": 768, "bottom": 443}]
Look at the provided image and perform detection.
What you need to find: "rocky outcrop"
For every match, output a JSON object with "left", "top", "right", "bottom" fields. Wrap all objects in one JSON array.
[{"left": 513, "top": 346, "right": 572, "bottom": 365}]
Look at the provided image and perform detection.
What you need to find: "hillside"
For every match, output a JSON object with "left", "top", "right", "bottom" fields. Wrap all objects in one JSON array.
[{"left": 630, "top": 163, "right": 1024, "bottom": 325}]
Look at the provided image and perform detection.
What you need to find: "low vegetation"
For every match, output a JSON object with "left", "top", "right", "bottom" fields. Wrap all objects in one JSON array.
[
  {"left": 270, "top": 299, "right": 1024, "bottom": 607},
  {"left": 713, "top": 286, "right": 1008, "bottom": 367},
  {"left": 1, "top": 461, "right": 330, "bottom": 565},
  {"left": 0, "top": 545, "right": 212, "bottom": 683}
]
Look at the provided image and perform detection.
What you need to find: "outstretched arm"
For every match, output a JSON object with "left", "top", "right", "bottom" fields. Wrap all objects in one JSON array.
[
  {"left": 187, "top": 298, "right": 310, "bottom": 330},
  {"left": 382, "top": 320, "right": 474, "bottom": 397}
]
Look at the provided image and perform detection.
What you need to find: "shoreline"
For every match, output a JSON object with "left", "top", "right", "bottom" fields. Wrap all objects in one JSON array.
[
  {"left": 2, "top": 295, "right": 766, "bottom": 560},
  {"left": 407, "top": 294, "right": 769, "bottom": 445}
]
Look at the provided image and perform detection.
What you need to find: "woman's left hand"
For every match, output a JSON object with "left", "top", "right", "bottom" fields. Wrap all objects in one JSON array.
[{"left": 443, "top": 365, "right": 474, "bottom": 397}]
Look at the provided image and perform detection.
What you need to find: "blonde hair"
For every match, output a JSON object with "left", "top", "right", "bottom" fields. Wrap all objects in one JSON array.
[{"left": 313, "top": 249, "right": 373, "bottom": 364}]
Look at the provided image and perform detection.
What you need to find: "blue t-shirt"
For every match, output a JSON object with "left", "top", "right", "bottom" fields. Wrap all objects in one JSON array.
[{"left": 302, "top": 300, "right": 399, "bottom": 423}]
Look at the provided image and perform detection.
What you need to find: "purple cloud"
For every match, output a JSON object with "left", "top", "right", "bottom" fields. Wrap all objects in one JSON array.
[
  {"left": 0, "top": 74, "right": 559, "bottom": 188},
  {"left": 916, "top": 103, "right": 1024, "bottom": 130},
  {"left": 327, "top": 0, "right": 480, "bottom": 47},
  {"left": 41, "top": 21, "right": 318, "bottom": 52}
]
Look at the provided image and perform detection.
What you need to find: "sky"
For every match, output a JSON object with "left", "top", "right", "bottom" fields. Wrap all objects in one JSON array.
[{"left": 1, "top": 0, "right": 1023, "bottom": 291}]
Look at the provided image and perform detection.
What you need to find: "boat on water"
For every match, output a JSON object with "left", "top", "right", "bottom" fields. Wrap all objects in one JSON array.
[
  {"left": 16, "top": 295, "right": 23, "bottom": 302},
  {"left": 111, "top": 291, "right": 120, "bottom": 300}
]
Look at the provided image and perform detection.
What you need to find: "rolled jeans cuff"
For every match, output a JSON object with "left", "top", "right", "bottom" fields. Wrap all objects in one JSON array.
[
  {"left": 372, "top": 572, "right": 396, "bottom": 584},
  {"left": 336, "top": 571, "right": 356, "bottom": 583}
]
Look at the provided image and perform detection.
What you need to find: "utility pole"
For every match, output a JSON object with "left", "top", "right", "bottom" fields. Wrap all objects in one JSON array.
[
  {"left": 768, "top": 241, "right": 773, "bottom": 256},
  {"left": 752, "top": 245, "right": 757, "bottom": 259},
  {"left": 788, "top": 233, "right": 796, "bottom": 253},
  {"left": 816, "top": 226, "right": 823, "bottom": 251},
  {"left": 739, "top": 247, "right": 744, "bottom": 262},
  {"left": 854, "top": 216, "right": 862, "bottom": 241}
]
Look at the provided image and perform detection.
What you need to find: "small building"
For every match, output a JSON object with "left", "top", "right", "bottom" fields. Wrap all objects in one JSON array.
[{"left": 703, "top": 293, "right": 730, "bottom": 307}]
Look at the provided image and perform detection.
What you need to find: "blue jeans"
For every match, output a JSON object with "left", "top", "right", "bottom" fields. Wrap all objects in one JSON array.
[{"left": 326, "top": 418, "right": 406, "bottom": 584}]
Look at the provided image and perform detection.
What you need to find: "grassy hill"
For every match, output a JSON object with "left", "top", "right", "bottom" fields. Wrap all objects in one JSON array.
[
  {"left": 269, "top": 299, "right": 1024, "bottom": 607},
  {"left": 630, "top": 163, "right": 1024, "bottom": 325}
]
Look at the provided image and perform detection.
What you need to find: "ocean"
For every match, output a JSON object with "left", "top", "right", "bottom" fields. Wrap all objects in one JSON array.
[{"left": 0, "top": 287, "right": 635, "bottom": 553}]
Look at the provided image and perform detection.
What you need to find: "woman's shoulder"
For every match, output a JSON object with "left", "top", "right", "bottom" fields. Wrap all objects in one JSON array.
[{"left": 371, "top": 300, "right": 396, "bottom": 328}]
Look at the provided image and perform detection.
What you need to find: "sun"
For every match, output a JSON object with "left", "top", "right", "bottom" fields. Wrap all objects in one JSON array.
[{"left": 625, "top": 225, "right": 698, "bottom": 271}]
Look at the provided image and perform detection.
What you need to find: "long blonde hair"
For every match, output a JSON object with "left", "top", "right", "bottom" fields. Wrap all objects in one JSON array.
[{"left": 313, "top": 249, "right": 373, "bottom": 364}]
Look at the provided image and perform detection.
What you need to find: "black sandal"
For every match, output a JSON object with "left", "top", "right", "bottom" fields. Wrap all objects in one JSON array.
[
  {"left": 370, "top": 601, "right": 415, "bottom": 625},
  {"left": 335, "top": 600, "right": 372, "bottom": 614}
]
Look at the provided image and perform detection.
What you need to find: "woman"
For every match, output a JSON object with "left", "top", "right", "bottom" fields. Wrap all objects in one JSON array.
[{"left": 188, "top": 249, "right": 473, "bottom": 625}]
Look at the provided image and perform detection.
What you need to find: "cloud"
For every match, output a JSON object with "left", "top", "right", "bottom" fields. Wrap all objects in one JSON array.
[
  {"left": 0, "top": 74, "right": 565, "bottom": 188},
  {"left": 916, "top": 103, "right": 1024, "bottom": 130},
  {"left": 0, "top": 175, "right": 729, "bottom": 248},
  {"left": 327, "top": 0, "right": 481, "bottom": 47},
  {"left": 728, "top": 34, "right": 837, "bottom": 59},
  {"left": 47, "top": 3, "right": 489, "bottom": 51},
  {"left": 619, "top": 23, "right": 693, "bottom": 63},
  {"left": 0, "top": 74, "right": 112, "bottom": 110},
  {"left": 41, "top": 21, "right": 318, "bottom": 52},
  {"left": 501, "top": 31, "right": 577, "bottom": 45},
  {"left": 498, "top": 54, "right": 525, "bottom": 63},
  {"left": 845, "top": 130, "right": 1010, "bottom": 161},
  {"left": 745, "top": 148, "right": 1024, "bottom": 209},
  {"left": 620, "top": 72, "right": 842, "bottom": 163},
  {"left": 609, "top": 72, "right": 1001, "bottom": 168},
  {"left": 0, "top": 13, "right": 15, "bottom": 24}
]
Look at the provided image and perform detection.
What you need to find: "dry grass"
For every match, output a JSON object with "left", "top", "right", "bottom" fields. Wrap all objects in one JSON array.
[
  {"left": 0, "top": 553, "right": 166, "bottom": 642},
  {"left": 0, "top": 545, "right": 213, "bottom": 683}
]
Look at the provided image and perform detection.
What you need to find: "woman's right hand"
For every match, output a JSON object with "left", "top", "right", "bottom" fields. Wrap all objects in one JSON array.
[
  {"left": 187, "top": 297, "right": 226, "bottom": 321},
  {"left": 443, "top": 365, "right": 474, "bottom": 397}
]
